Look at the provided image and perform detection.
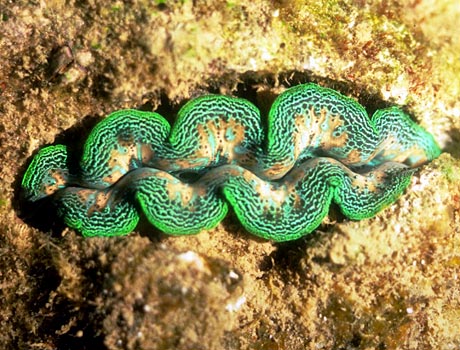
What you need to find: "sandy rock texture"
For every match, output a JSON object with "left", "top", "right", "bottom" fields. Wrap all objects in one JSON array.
[{"left": 1, "top": 0, "right": 459, "bottom": 349}]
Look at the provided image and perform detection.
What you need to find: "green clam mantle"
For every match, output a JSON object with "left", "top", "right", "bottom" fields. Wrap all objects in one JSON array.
[{"left": 22, "top": 83, "right": 441, "bottom": 241}]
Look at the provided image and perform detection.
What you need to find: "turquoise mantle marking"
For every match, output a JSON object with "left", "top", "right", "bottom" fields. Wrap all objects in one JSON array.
[{"left": 21, "top": 83, "right": 441, "bottom": 241}]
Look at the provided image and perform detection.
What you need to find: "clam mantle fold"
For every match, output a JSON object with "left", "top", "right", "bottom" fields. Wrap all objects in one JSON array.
[{"left": 22, "top": 83, "right": 441, "bottom": 241}]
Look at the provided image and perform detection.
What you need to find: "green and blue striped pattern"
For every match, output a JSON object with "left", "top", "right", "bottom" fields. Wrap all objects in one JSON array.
[{"left": 21, "top": 83, "right": 441, "bottom": 241}]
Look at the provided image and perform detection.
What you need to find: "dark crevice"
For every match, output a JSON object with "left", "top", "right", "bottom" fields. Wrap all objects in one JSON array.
[{"left": 14, "top": 70, "right": 424, "bottom": 241}]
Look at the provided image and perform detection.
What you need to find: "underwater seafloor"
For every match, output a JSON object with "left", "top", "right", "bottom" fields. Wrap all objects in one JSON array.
[{"left": 1, "top": 1, "right": 459, "bottom": 349}]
